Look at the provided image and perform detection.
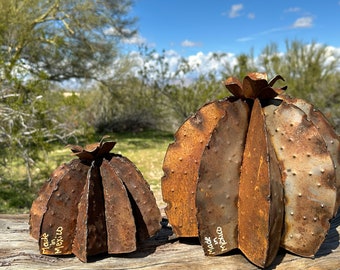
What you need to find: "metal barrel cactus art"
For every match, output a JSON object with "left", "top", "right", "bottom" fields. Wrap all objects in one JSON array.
[
  {"left": 29, "top": 138, "right": 161, "bottom": 262},
  {"left": 162, "top": 73, "right": 340, "bottom": 268}
]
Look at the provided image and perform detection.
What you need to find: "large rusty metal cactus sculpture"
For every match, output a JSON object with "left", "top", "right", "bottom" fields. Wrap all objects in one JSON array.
[
  {"left": 29, "top": 137, "right": 161, "bottom": 262},
  {"left": 161, "top": 73, "right": 340, "bottom": 268}
]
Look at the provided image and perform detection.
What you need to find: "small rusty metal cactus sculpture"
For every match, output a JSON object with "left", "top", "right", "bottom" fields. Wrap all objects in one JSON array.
[
  {"left": 162, "top": 73, "right": 340, "bottom": 268},
  {"left": 30, "top": 137, "right": 161, "bottom": 262}
]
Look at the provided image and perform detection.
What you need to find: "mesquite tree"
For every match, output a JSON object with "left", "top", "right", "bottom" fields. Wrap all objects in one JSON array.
[{"left": 0, "top": 0, "right": 136, "bottom": 186}]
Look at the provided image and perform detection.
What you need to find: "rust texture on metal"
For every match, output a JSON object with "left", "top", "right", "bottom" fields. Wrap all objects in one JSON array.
[
  {"left": 29, "top": 159, "right": 87, "bottom": 240},
  {"left": 238, "top": 99, "right": 284, "bottom": 268},
  {"left": 38, "top": 159, "right": 89, "bottom": 255},
  {"left": 264, "top": 101, "right": 336, "bottom": 256},
  {"left": 161, "top": 72, "right": 339, "bottom": 268},
  {"left": 100, "top": 159, "right": 137, "bottom": 254},
  {"left": 109, "top": 156, "right": 161, "bottom": 241},
  {"left": 72, "top": 162, "right": 108, "bottom": 262},
  {"left": 29, "top": 138, "right": 161, "bottom": 262},
  {"left": 281, "top": 96, "right": 340, "bottom": 214},
  {"left": 161, "top": 100, "right": 230, "bottom": 237},
  {"left": 196, "top": 99, "right": 249, "bottom": 255}
]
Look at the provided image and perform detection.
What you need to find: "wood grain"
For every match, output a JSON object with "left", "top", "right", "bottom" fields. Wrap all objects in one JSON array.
[{"left": 0, "top": 211, "right": 339, "bottom": 269}]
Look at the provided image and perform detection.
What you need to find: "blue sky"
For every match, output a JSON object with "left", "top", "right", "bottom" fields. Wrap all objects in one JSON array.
[{"left": 128, "top": 0, "right": 340, "bottom": 57}]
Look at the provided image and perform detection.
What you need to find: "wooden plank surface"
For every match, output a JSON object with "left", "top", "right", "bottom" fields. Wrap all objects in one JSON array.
[{"left": 0, "top": 212, "right": 339, "bottom": 270}]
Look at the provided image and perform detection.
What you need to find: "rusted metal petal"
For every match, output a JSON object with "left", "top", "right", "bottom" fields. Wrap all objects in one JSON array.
[
  {"left": 225, "top": 73, "right": 285, "bottom": 100},
  {"left": 225, "top": 77, "right": 244, "bottom": 98},
  {"left": 68, "top": 137, "right": 115, "bottom": 160},
  {"left": 264, "top": 101, "right": 337, "bottom": 257},
  {"left": 242, "top": 73, "right": 269, "bottom": 99},
  {"left": 238, "top": 99, "right": 284, "bottom": 268},
  {"left": 162, "top": 99, "right": 230, "bottom": 237},
  {"left": 29, "top": 160, "right": 78, "bottom": 240},
  {"left": 196, "top": 99, "right": 249, "bottom": 256},
  {"left": 100, "top": 159, "right": 137, "bottom": 254},
  {"left": 257, "top": 86, "right": 285, "bottom": 100},
  {"left": 68, "top": 145, "right": 95, "bottom": 160},
  {"left": 38, "top": 159, "right": 89, "bottom": 255},
  {"left": 72, "top": 161, "right": 108, "bottom": 262},
  {"left": 97, "top": 141, "right": 116, "bottom": 156},
  {"left": 68, "top": 145, "right": 84, "bottom": 154},
  {"left": 268, "top": 75, "right": 285, "bottom": 87},
  {"left": 84, "top": 142, "right": 101, "bottom": 153},
  {"left": 108, "top": 155, "right": 161, "bottom": 241},
  {"left": 282, "top": 96, "right": 340, "bottom": 214}
]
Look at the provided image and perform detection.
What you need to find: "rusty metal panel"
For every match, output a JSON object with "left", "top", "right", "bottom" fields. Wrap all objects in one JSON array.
[
  {"left": 238, "top": 99, "right": 284, "bottom": 268},
  {"left": 266, "top": 124, "right": 285, "bottom": 263},
  {"left": 282, "top": 96, "right": 340, "bottom": 214},
  {"left": 29, "top": 160, "right": 76, "bottom": 240},
  {"left": 100, "top": 159, "right": 137, "bottom": 254},
  {"left": 196, "top": 99, "right": 250, "bottom": 256},
  {"left": 108, "top": 155, "right": 161, "bottom": 241},
  {"left": 162, "top": 99, "right": 230, "bottom": 237},
  {"left": 72, "top": 162, "right": 108, "bottom": 262},
  {"left": 264, "top": 101, "right": 336, "bottom": 257},
  {"left": 38, "top": 159, "right": 89, "bottom": 255}
]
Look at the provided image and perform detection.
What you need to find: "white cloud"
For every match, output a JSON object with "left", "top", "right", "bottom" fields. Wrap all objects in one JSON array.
[
  {"left": 123, "top": 35, "right": 146, "bottom": 45},
  {"left": 284, "top": 7, "right": 301, "bottom": 13},
  {"left": 322, "top": 45, "right": 340, "bottom": 67},
  {"left": 181, "top": 39, "right": 201, "bottom": 47},
  {"left": 105, "top": 26, "right": 150, "bottom": 46},
  {"left": 104, "top": 26, "right": 136, "bottom": 38},
  {"left": 228, "top": 4, "right": 243, "bottom": 18},
  {"left": 185, "top": 51, "right": 237, "bottom": 77},
  {"left": 292, "top": 16, "right": 313, "bottom": 28},
  {"left": 224, "top": 4, "right": 254, "bottom": 20},
  {"left": 128, "top": 49, "right": 237, "bottom": 82},
  {"left": 236, "top": 36, "right": 254, "bottom": 42}
]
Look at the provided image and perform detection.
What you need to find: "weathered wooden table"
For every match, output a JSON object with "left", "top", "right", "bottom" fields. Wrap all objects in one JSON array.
[{"left": 0, "top": 212, "right": 339, "bottom": 269}]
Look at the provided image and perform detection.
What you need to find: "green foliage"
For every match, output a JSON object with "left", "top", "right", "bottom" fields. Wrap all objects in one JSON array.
[
  {"left": 0, "top": 179, "right": 37, "bottom": 214},
  {"left": 130, "top": 47, "right": 225, "bottom": 127},
  {"left": 0, "top": 0, "right": 136, "bottom": 82},
  {"left": 0, "top": 0, "right": 136, "bottom": 186},
  {"left": 94, "top": 76, "right": 166, "bottom": 132},
  {"left": 163, "top": 73, "right": 225, "bottom": 120},
  {"left": 0, "top": 79, "right": 96, "bottom": 187},
  {"left": 112, "top": 130, "right": 173, "bottom": 188},
  {"left": 221, "top": 49, "right": 257, "bottom": 79},
  {"left": 260, "top": 41, "right": 339, "bottom": 100},
  {"left": 259, "top": 40, "right": 340, "bottom": 128}
]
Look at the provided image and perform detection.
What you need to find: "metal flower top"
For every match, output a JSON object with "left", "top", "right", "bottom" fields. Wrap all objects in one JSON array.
[
  {"left": 225, "top": 72, "right": 286, "bottom": 99},
  {"left": 67, "top": 136, "right": 116, "bottom": 160}
]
